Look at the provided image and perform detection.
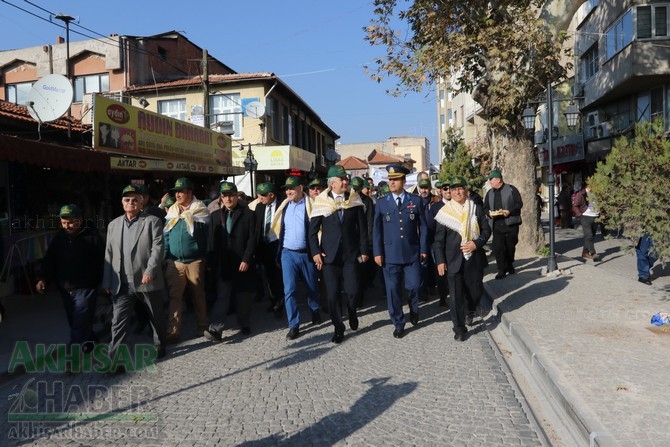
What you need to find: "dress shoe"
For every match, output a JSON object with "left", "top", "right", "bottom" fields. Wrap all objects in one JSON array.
[
  {"left": 349, "top": 313, "right": 359, "bottom": 331},
  {"left": 465, "top": 312, "right": 475, "bottom": 326},
  {"left": 590, "top": 253, "right": 600, "bottom": 261},
  {"left": 331, "top": 332, "right": 344, "bottom": 344},
  {"left": 311, "top": 310, "right": 322, "bottom": 325},
  {"left": 439, "top": 298, "right": 448, "bottom": 308},
  {"left": 581, "top": 251, "right": 592, "bottom": 259},
  {"left": 155, "top": 346, "right": 167, "bottom": 359},
  {"left": 393, "top": 328, "right": 405, "bottom": 339},
  {"left": 638, "top": 277, "right": 652, "bottom": 285},
  {"left": 203, "top": 329, "right": 222, "bottom": 342},
  {"left": 507, "top": 266, "right": 515, "bottom": 275},
  {"left": 409, "top": 311, "right": 419, "bottom": 326},
  {"left": 166, "top": 334, "right": 180, "bottom": 345},
  {"left": 240, "top": 327, "right": 251, "bottom": 336},
  {"left": 286, "top": 327, "right": 300, "bottom": 340},
  {"left": 495, "top": 272, "right": 507, "bottom": 280},
  {"left": 454, "top": 332, "right": 468, "bottom": 342}
]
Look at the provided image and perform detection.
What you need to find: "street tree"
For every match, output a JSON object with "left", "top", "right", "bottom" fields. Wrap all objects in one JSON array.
[
  {"left": 439, "top": 128, "right": 486, "bottom": 193},
  {"left": 364, "top": 0, "right": 584, "bottom": 256},
  {"left": 588, "top": 119, "right": 670, "bottom": 261}
]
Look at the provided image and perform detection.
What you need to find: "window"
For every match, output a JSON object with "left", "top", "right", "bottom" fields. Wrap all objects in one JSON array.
[
  {"left": 605, "top": 10, "right": 633, "bottom": 60},
  {"left": 210, "top": 93, "right": 242, "bottom": 139},
  {"left": 581, "top": 45, "right": 599, "bottom": 81},
  {"left": 73, "top": 74, "right": 109, "bottom": 102},
  {"left": 651, "top": 87, "right": 664, "bottom": 123},
  {"left": 637, "top": 5, "right": 668, "bottom": 39},
  {"left": 6, "top": 82, "right": 32, "bottom": 105},
  {"left": 158, "top": 98, "right": 186, "bottom": 121}
]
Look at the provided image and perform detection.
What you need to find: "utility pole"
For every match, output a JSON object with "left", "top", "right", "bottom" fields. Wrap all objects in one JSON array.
[
  {"left": 54, "top": 13, "right": 75, "bottom": 139},
  {"left": 202, "top": 49, "right": 210, "bottom": 129}
]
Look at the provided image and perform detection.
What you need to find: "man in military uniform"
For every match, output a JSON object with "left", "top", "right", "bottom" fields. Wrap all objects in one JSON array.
[{"left": 373, "top": 164, "right": 428, "bottom": 339}]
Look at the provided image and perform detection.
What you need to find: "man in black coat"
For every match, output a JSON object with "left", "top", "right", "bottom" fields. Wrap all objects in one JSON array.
[
  {"left": 433, "top": 176, "right": 491, "bottom": 341},
  {"left": 309, "top": 166, "right": 369, "bottom": 343},
  {"left": 204, "top": 182, "right": 258, "bottom": 340},
  {"left": 350, "top": 176, "right": 374, "bottom": 307},
  {"left": 254, "top": 182, "right": 284, "bottom": 315}
]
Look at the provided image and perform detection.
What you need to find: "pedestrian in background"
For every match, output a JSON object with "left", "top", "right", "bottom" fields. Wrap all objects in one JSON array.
[
  {"left": 433, "top": 176, "right": 491, "bottom": 341},
  {"left": 572, "top": 181, "right": 600, "bottom": 261},
  {"left": 164, "top": 177, "right": 210, "bottom": 342},
  {"left": 254, "top": 182, "right": 284, "bottom": 315},
  {"left": 36, "top": 204, "right": 104, "bottom": 356},
  {"left": 102, "top": 185, "right": 167, "bottom": 370},
  {"left": 636, "top": 233, "right": 657, "bottom": 285},
  {"left": 557, "top": 184, "right": 573, "bottom": 229},
  {"left": 483, "top": 169, "right": 523, "bottom": 279}
]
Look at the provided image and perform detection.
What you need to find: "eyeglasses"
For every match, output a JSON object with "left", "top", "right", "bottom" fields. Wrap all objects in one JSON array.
[
  {"left": 441, "top": 187, "right": 451, "bottom": 191},
  {"left": 309, "top": 186, "right": 322, "bottom": 190},
  {"left": 122, "top": 197, "right": 140, "bottom": 203}
]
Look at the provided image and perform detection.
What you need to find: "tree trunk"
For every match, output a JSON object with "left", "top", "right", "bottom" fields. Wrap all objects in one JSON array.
[{"left": 489, "top": 131, "right": 544, "bottom": 258}]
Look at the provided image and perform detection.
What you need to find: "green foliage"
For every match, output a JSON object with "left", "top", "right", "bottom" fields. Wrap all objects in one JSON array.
[
  {"left": 364, "top": 0, "right": 569, "bottom": 133},
  {"left": 439, "top": 130, "right": 487, "bottom": 194},
  {"left": 538, "top": 245, "right": 550, "bottom": 257},
  {"left": 589, "top": 119, "right": 670, "bottom": 261}
]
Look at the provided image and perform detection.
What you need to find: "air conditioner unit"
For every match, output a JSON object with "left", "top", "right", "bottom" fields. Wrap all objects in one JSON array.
[
  {"left": 80, "top": 93, "right": 94, "bottom": 125},
  {"left": 587, "top": 111, "right": 599, "bottom": 127},
  {"left": 597, "top": 121, "right": 613, "bottom": 138}
]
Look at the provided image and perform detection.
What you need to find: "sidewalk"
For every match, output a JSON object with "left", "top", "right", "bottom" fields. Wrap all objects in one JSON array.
[{"left": 484, "top": 223, "right": 670, "bottom": 446}]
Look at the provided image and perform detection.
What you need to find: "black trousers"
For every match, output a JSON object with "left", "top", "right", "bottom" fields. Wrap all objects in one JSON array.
[
  {"left": 447, "top": 262, "right": 484, "bottom": 335},
  {"left": 322, "top": 259, "right": 359, "bottom": 335},
  {"left": 492, "top": 224, "right": 519, "bottom": 273}
]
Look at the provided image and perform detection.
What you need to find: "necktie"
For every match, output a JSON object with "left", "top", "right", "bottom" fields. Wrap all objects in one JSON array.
[
  {"left": 335, "top": 196, "right": 344, "bottom": 221},
  {"left": 397, "top": 196, "right": 402, "bottom": 209},
  {"left": 226, "top": 210, "right": 232, "bottom": 233},
  {"left": 264, "top": 205, "right": 272, "bottom": 237}
]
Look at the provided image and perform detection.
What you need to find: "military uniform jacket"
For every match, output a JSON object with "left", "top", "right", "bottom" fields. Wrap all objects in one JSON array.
[{"left": 373, "top": 192, "right": 428, "bottom": 264}]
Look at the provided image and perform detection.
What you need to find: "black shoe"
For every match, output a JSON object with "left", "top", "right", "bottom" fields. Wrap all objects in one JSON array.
[
  {"left": 203, "top": 329, "right": 222, "bottom": 342},
  {"left": 331, "top": 332, "right": 344, "bottom": 344},
  {"left": 266, "top": 304, "right": 276, "bottom": 313},
  {"left": 454, "top": 332, "right": 468, "bottom": 342},
  {"left": 393, "top": 328, "right": 405, "bottom": 339},
  {"left": 638, "top": 277, "right": 652, "bottom": 285},
  {"left": 286, "top": 327, "right": 300, "bottom": 340},
  {"left": 240, "top": 327, "right": 251, "bottom": 336},
  {"left": 156, "top": 346, "right": 167, "bottom": 359},
  {"left": 311, "top": 310, "right": 322, "bottom": 325},
  {"left": 349, "top": 313, "right": 359, "bottom": 331},
  {"left": 495, "top": 272, "right": 507, "bottom": 280},
  {"left": 409, "top": 311, "right": 419, "bottom": 326},
  {"left": 439, "top": 298, "right": 448, "bottom": 308},
  {"left": 507, "top": 266, "right": 515, "bottom": 275},
  {"left": 465, "top": 312, "right": 475, "bottom": 326}
]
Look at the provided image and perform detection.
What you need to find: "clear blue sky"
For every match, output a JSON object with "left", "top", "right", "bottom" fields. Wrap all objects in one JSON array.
[{"left": 0, "top": 0, "right": 440, "bottom": 163}]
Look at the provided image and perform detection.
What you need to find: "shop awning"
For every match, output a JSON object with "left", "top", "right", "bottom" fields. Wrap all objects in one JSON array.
[{"left": 0, "top": 134, "right": 109, "bottom": 172}]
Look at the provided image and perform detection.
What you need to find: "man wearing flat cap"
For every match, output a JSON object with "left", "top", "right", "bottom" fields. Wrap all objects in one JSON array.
[
  {"left": 373, "top": 164, "right": 429, "bottom": 339},
  {"left": 204, "top": 182, "right": 258, "bottom": 340},
  {"left": 36, "top": 204, "right": 105, "bottom": 364},
  {"left": 309, "top": 166, "right": 369, "bottom": 343},
  {"left": 103, "top": 185, "right": 168, "bottom": 369},
  {"left": 254, "top": 181, "right": 284, "bottom": 315},
  {"left": 433, "top": 176, "right": 491, "bottom": 341},
  {"left": 483, "top": 169, "right": 523, "bottom": 279}
]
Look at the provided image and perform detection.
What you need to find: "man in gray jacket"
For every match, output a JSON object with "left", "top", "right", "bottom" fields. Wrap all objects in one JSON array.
[{"left": 102, "top": 184, "right": 167, "bottom": 372}]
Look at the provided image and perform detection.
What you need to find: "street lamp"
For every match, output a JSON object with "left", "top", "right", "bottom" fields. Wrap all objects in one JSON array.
[
  {"left": 521, "top": 82, "right": 581, "bottom": 274},
  {"left": 242, "top": 143, "right": 258, "bottom": 196}
]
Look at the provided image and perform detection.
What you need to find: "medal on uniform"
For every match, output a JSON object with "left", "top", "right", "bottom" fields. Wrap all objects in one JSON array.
[
  {"left": 409, "top": 213, "right": 415, "bottom": 221},
  {"left": 385, "top": 213, "right": 391, "bottom": 222}
]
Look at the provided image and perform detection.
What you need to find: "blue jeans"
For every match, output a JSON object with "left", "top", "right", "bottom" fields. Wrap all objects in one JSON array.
[
  {"left": 280, "top": 249, "right": 320, "bottom": 329},
  {"left": 58, "top": 287, "right": 98, "bottom": 350},
  {"left": 636, "top": 234, "right": 657, "bottom": 280}
]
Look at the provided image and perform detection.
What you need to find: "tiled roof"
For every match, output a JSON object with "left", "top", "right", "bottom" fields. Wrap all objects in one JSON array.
[
  {"left": 337, "top": 155, "right": 368, "bottom": 169},
  {"left": 127, "top": 73, "right": 275, "bottom": 92},
  {"left": 367, "top": 150, "right": 406, "bottom": 164},
  {"left": 0, "top": 100, "right": 88, "bottom": 132}
]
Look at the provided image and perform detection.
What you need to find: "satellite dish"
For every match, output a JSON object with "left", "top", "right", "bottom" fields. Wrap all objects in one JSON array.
[
  {"left": 245, "top": 100, "right": 266, "bottom": 119},
  {"left": 26, "top": 74, "right": 73, "bottom": 123}
]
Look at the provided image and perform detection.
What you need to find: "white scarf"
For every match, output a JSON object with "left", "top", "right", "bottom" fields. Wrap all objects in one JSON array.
[
  {"left": 435, "top": 199, "right": 480, "bottom": 259},
  {"left": 164, "top": 198, "right": 209, "bottom": 236},
  {"left": 310, "top": 188, "right": 364, "bottom": 218}
]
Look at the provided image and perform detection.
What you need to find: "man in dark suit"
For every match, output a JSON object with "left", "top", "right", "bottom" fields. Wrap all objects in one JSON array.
[
  {"left": 309, "top": 166, "right": 369, "bottom": 343},
  {"left": 350, "top": 176, "right": 374, "bottom": 308},
  {"left": 254, "top": 182, "right": 284, "bottom": 315},
  {"left": 373, "top": 164, "right": 428, "bottom": 339},
  {"left": 430, "top": 181, "right": 452, "bottom": 307},
  {"left": 102, "top": 185, "right": 167, "bottom": 372},
  {"left": 204, "top": 182, "right": 258, "bottom": 340},
  {"left": 433, "top": 176, "right": 491, "bottom": 342}
]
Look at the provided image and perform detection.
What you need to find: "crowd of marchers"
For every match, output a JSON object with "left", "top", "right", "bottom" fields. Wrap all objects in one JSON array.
[{"left": 35, "top": 164, "right": 527, "bottom": 373}]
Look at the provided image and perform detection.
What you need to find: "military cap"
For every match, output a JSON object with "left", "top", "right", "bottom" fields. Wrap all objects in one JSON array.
[
  {"left": 386, "top": 164, "right": 409, "bottom": 179},
  {"left": 58, "top": 204, "right": 82, "bottom": 218},
  {"left": 170, "top": 177, "right": 194, "bottom": 191}
]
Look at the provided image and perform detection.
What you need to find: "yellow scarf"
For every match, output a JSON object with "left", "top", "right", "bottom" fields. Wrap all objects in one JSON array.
[
  {"left": 267, "top": 195, "right": 314, "bottom": 242},
  {"left": 435, "top": 199, "right": 480, "bottom": 243},
  {"left": 164, "top": 198, "right": 209, "bottom": 236},
  {"left": 310, "top": 188, "right": 364, "bottom": 218}
]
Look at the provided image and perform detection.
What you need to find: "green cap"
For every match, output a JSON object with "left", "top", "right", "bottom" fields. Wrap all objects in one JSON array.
[
  {"left": 164, "top": 196, "right": 175, "bottom": 208},
  {"left": 434, "top": 181, "right": 443, "bottom": 189},
  {"left": 281, "top": 176, "right": 302, "bottom": 189},
  {"left": 256, "top": 182, "right": 276, "bottom": 195},
  {"left": 378, "top": 181, "right": 390, "bottom": 195},
  {"left": 219, "top": 181, "right": 238, "bottom": 194},
  {"left": 136, "top": 184, "right": 149, "bottom": 195},
  {"left": 450, "top": 176, "right": 468, "bottom": 188},
  {"left": 308, "top": 178, "right": 326, "bottom": 188},
  {"left": 58, "top": 204, "right": 82, "bottom": 218},
  {"left": 350, "top": 176, "right": 365, "bottom": 191},
  {"left": 418, "top": 179, "right": 431, "bottom": 188},
  {"left": 327, "top": 165, "right": 348, "bottom": 179},
  {"left": 488, "top": 169, "right": 502, "bottom": 180},
  {"left": 171, "top": 177, "right": 194, "bottom": 191},
  {"left": 122, "top": 184, "right": 142, "bottom": 196}
]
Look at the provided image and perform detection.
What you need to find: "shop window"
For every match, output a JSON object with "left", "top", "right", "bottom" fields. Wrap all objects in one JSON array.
[
  {"left": 158, "top": 98, "right": 186, "bottom": 122},
  {"left": 73, "top": 74, "right": 109, "bottom": 103},
  {"left": 6, "top": 82, "right": 33, "bottom": 105},
  {"left": 210, "top": 93, "right": 242, "bottom": 139}
]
